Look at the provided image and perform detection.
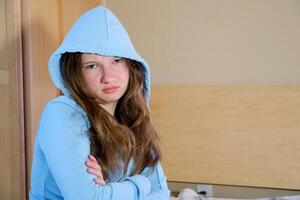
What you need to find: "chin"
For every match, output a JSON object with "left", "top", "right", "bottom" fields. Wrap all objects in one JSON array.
[{"left": 100, "top": 96, "right": 122, "bottom": 103}]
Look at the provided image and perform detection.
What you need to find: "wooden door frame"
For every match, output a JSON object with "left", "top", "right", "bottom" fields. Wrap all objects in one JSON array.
[{"left": 3, "top": 0, "right": 26, "bottom": 198}]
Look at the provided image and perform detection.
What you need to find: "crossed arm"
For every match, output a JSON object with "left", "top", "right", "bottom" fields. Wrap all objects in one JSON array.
[{"left": 35, "top": 100, "right": 169, "bottom": 200}]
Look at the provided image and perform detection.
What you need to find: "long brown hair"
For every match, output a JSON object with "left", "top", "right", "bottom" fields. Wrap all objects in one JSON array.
[{"left": 60, "top": 52, "right": 161, "bottom": 179}]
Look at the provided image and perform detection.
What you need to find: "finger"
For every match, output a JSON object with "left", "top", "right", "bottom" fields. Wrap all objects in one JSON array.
[
  {"left": 87, "top": 168, "right": 103, "bottom": 179},
  {"left": 86, "top": 160, "right": 102, "bottom": 171},
  {"left": 94, "top": 178, "right": 106, "bottom": 185},
  {"left": 88, "top": 155, "right": 97, "bottom": 162},
  {"left": 87, "top": 155, "right": 101, "bottom": 169}
]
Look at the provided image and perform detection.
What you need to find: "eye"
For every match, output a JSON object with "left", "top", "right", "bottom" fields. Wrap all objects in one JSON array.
[
  {"left": 85, "top": 64, "right": 97, "bottom": 69},
  {"left": 112, "top": 57, "right": 123, "bottom": 64}
]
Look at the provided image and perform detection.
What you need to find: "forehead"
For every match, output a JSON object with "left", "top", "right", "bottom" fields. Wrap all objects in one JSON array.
[{"left": 81, "top": 53, "right": 117, "bottom": 62}]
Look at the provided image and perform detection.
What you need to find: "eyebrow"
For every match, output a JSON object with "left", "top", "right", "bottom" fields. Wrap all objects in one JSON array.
[
  {"left": 81, "top": 57, "right": 123, "bottom": 65},
  {"left": 81, "top": 61, "right": 98, "bottom": 65}
]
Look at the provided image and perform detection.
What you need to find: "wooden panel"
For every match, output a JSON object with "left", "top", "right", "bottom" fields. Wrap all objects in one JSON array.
[
  {"left": 0, "top": 0, "right": 8, "bottom": 68},
  {"left": 0, "top": 86, "right": 11, "bottom": 200},
  {"left": 0, "top": 69, "right": 9, "bottom": 85},
  {"left": 151, "top": 85, "right": 300, "bottom": 190},
  {"left": 0, "top": 0, "right": 25, "bottom": 199}
]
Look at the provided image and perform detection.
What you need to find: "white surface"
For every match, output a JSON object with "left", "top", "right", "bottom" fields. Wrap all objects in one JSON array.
[{"left": 197, "top": 184, "right": 213, "bottom": 197}]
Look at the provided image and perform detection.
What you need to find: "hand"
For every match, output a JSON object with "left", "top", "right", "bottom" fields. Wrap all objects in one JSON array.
[{"left": 85, "top": 155, "right": 106, "bottom": 185}]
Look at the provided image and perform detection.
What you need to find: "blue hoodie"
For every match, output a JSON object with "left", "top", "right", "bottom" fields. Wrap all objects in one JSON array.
[{"left": 29, "top": 6, "right": 170, "bottom": 200}]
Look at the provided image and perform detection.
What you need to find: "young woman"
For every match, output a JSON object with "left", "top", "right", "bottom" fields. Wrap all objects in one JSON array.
[{"left": 29, "top": 6, "right": 169, "bottom": 200}]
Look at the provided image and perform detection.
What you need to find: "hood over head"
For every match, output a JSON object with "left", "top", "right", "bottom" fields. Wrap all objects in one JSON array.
[{"left": 48, "top": 6, "right": 151, "bottom": 101}]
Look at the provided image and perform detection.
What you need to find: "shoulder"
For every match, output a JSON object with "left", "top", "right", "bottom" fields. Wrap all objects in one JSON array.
[
  {"left": 45, "top": 95, "right": 86, "bottom": 115},
  {"left": 37, "top": 96, "right": 90, "bottom": 146},
  {"left": 39, "top": 95, "right": 88, "bottom": 123},
  {"left": 38, "top": 95, "right": 89, "bottom": 134}
]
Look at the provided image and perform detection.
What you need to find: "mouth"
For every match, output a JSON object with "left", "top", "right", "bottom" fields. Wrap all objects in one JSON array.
[{"left": 102, "top": 86, "right": 119, "bottom": 94}]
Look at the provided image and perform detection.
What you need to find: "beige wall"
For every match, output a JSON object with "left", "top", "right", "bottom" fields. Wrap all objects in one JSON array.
[{"left": 106, "top": 0, "right": 300, "bottom": 85}]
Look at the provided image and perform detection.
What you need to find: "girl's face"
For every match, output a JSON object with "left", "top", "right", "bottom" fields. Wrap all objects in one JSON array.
[{"left": 81, "top": 53, "right": 129, "bottom": 113}]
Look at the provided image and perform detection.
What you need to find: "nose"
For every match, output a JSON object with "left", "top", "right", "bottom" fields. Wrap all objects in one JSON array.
[{"left": 100, "top": 65, "right": 115, "bottom": 84}]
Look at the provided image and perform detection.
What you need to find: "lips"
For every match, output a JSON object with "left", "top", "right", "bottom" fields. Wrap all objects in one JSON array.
[{"left": 102, "top": 86, "right": 119, "bottom": 94}]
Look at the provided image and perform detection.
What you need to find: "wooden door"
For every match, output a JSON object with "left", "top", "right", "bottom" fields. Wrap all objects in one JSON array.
[{"left": 0, "top": 0, "right": 26, "bottom": 199}]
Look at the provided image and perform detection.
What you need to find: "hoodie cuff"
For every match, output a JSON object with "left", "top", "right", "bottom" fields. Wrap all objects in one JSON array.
[
  {"left": 109, "top": 181, "right": 137, "bottom": 200},
  {"left": 122, "top": 174, "right": 151, "bottom": 199}
]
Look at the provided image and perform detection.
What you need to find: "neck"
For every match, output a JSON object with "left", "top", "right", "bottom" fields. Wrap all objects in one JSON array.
[{"left": 99, "top": 102, "right": 117, "bottom": 116}]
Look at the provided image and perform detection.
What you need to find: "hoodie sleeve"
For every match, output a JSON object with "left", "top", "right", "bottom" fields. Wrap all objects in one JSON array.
[
  {"left": 141, "top": 162, "right": 170, "bottom": 200},
  {"left": 37, "top": 100, "right": 151, "bottom": 200}
]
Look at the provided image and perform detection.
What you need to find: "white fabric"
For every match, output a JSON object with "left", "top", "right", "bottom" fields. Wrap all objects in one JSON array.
[{"left": 170, "top": 188, "right": 300, "bottom": 200}]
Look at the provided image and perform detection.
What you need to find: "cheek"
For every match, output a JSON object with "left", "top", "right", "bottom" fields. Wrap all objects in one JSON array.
[
  {"left": 116, "top": 67, "right": 129, "bottom": 84},
  {"left": 122, "top": 71, "right": 130, "bottom": 86},
  {"left": 83, "top": 74, "right": 99, "bottom": 89}
]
